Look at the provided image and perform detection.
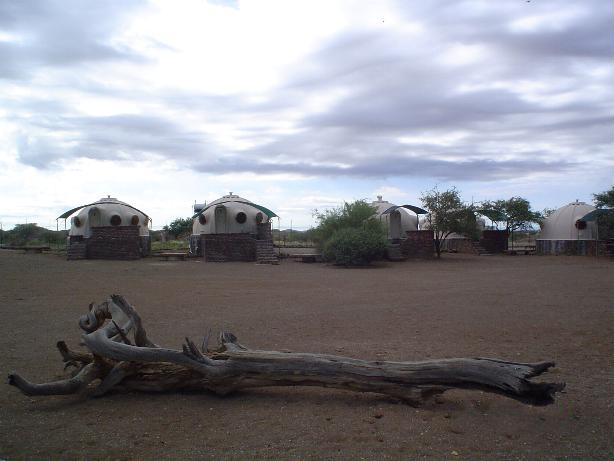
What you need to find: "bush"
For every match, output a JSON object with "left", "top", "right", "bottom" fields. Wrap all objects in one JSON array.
[
  {"left": 322, "top": 227, "right": 387, "bottom": 266},
  {"left": 314, "top": 200, "right": 387, "bottom": 266}
]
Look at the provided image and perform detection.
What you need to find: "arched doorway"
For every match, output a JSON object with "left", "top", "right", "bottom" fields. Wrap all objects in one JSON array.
[
  {"left": 87, "top": 207, "right": 101, "bottom": 238},
  {"left": 214, "top": 206, "right": 227, "bottom": 234},
  {"left": 389, "top": 210, "right": 402, "bottom": 240}
]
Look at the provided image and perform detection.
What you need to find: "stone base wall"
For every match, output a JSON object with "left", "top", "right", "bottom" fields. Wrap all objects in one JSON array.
[
  {"left": 257, "top": 222, "right": 273, "bottom": 240},
  {"left": 440, "top": 238, "right": 476, "bottom": 254},
  {"left": 87, "top": 226, "right": 141, "bottom": 260},
  {"left": 202, "top": 233, "right": 257, "bottom": 262},
  {"left": 67, "top": 238, "right": 87, "bottom": 260},
  {"left": 536, "top": 239, "right": 605, "bottom": 256},
  {"left": 480, "top": 230, "right": 509, "bottom": 254},
  {"left": 189, "top": 234, "right": 201, "bottom": 256},
  {"left": 139, "top": 236, "right": 151, "bottom": 257},
  {"left": 400, "top": 230, "right": 434, "bottom": 258},
  {"left": 67, "top": 228, "right": 150, "bottom": 260}
]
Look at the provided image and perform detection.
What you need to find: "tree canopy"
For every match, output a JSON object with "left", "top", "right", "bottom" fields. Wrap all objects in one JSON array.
[
  {"left": 593, "top": 185, "right": 614, "bottom": 208},
  {"left": 420, "top": 187, "right": 478, "bottom": 258},
  {"left": 593, "top": 185, "right": 614, "bottom": 239},
  {"left": 163, "top": 218, "right": 193, "bottom": 239},
  {"left": 478, "top": 197, "right": 541, "bottom": 233}
]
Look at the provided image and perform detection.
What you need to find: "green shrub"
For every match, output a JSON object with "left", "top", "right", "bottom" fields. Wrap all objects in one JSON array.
[
  {"left": 314, "top": 199, "right": 387, "bottom": 266},
  {"left": 322, "top": 227, "right": 387, "bottom": 266}
]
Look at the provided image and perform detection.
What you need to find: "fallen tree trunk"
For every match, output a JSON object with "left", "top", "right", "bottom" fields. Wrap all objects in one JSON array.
[{"left": 9, "top": 295, "right": 564, "bottom": 405}]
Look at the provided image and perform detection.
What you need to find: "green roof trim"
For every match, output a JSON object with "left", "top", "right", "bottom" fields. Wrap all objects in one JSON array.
[
  {"left": 57, "top": 202, "right": 150, "bottom": 220},
  {"left": 57, "top": 202, "right": 99, "bottom": 219},
  {"left": 192, "top": 200, "right": 278, "bottom": 219},
  {"left": 579, "top": 208, "right": 614, "bottom": 222}
]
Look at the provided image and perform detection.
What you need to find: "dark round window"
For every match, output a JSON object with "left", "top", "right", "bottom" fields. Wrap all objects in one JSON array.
[
  {"left": 575, "top": 220, "right": 587, "bottom": 230},
  {"left": 131, "top": 215, "right": 139, "bottom": 226},
  {"left": 73, "top": 217, "right": 81, "bottom": 227},
  {"left": 110, "top": 215, "right": 122, "bottom": 226},
  {"left": 236, "top": 212, "right": 247, "bottom": 224},
  {"left": 255, "top": 212, "right": 263, "bottom": 223},
  {"left": 199, "top": 214, "right": 206, "bottom": 225}
]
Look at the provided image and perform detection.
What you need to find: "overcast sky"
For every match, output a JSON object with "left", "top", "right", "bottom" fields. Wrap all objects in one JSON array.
[{"left": 1, "top": 0, "right": 612, "bottom": 230}]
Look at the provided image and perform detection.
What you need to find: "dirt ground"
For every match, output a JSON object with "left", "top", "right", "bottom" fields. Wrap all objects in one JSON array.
[{"left": 0, "top": 251, "right": 612, "bottom": 460}]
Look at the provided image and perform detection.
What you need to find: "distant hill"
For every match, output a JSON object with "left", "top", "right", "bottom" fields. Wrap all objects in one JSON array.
[
  {"left": 272, "top": 228, "right": 314, "bottom": 244},
  {"left": 0, "top": 224, "right": 67, "bottom": 247}
]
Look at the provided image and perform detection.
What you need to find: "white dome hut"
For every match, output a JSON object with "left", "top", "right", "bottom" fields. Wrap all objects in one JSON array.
[
  {"left": 59, "top": 196, "right": 150, "bottom": 260},
  {"left": 371, "top": 196, "right": 420, "bottom": 240},
  {"left": 190, "top": 193, "right": 278, "bottom": 263},
  {"left": 537, "top": 200, "right": 598, "bottom": 255}
]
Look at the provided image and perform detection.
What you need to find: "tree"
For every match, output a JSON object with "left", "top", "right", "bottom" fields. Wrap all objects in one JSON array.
[
  {"left": 11, "top": 224, "right": 38, "bottom": 245},
  {"left": 593, "top": 185, "right": 614, "bottom": 239},
  {"left": 593, "top": 185, "right": 614, "bottom": 208},
  {"left": 479, "top": 197, "right": 541, "bottom": 249},
  {"left": 420, "top": 187, "right": 477, "bottom": 258},
  {"left": 314, "top": 200, "right": 387, "bottom": 266},
  {"left": 163, "top": 217, "right": 192, "bottom": 239}
]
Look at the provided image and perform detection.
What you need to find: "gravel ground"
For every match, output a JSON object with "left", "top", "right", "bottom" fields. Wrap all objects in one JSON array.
[{"left": 0, "top": 250, "right": 612, "bottom": 460}]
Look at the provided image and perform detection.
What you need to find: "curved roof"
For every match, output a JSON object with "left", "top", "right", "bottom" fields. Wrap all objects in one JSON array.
[
  {"left": 382, "top": 204, "right": 428, "bottom": 215},
  {"left": 579, "top": 208, "right": 614, "bottom": 222},
  {"left": 58, "top": 197, "right": 149, "bottom": 220},
  {"left": 191, "top": 193, "right": 278, "bottom": 219},
  {"left": 538, "top": 201, "right": 596, "bottom": 240}
]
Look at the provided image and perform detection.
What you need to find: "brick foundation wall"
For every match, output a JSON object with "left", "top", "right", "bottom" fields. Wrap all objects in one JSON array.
[
  {"left": 67, "top": 239, "right": 87, "bottom": 260},
  {"left": 87, "top": 226, "right": 141, "bottom": 260},
  {"left": 400, "top": 230, "right": 434, "bottom": 258},
  {"left": 189, "top": 234, "right": 201, "bottom": 256},
  {"left": 139, "top": 236, "right": 151, "bottom": 257},
  {"left": 536, "top": 239, "right": 605, "bottom": 256},
  {"left": 440, "top": 238, "right": 476, "bottom": 254},
  {"left": 257, "top": 222, "right": 273, "bottom": 240},
  {"left": 480, "top": 230, "right": 509, "bottom": 254},
  {"left": 202, "top": 233, "right": 257, "bottom": 262}
]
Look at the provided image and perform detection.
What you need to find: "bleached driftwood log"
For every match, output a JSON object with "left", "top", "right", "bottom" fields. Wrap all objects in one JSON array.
[{"left": 8, "top": 295, "right": 564, "bottom": 405}]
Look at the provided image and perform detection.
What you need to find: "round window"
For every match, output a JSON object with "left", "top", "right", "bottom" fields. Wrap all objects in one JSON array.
[
  {"left": 255, "top": 212, "right": 263, "bottom": 223},
  {"left": 199, "top": 214, "right": 207, "bottom": 225},
  {"left": 131, "top": 215, "right": 139, "bottom": 226},
  {"left": 236, "top": 212, "right": 247, "bottom": 224},
  {"left": 110, "top": 215, "right": 122, "bottom": 226},
  {"left": 73, "top": 217, "right": 81, "bottom": 227}
]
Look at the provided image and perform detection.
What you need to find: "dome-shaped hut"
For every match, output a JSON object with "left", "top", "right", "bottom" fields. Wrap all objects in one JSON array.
[
  {"left": 369, "top": 196, "right": 433, "bottom": 259},
  {"left": 190, "top": 193, "right": 278, "bottom": 263},
  {"left": 537, "top": 200, "right": 598, "bottom": 255},
  {"left": 58, "top": 196, "right": 151, "bottom": 260},
  {"left": 371, "top": 196, "right": 420, "bottom": 240}
]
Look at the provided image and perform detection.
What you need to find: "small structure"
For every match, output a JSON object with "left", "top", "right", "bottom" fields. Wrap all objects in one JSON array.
[
  {"left": 58, "top": 196, "right": 151, "bottom": 260},
  {"left": 371, "top": 196, "right": 419, "bottom": 240},
  {"left": 537, "top": 200, "right": 600, "bottom": 255},
  {"left": 190, "top": 193, "right": 278, "bottom": 263},
  {"left": 370, "top": 196, "right": 431, "bottom": 259}
]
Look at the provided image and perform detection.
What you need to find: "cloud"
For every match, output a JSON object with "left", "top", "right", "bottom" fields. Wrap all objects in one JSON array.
[
  {"left": 0, "top": 0, "right": 146, "bottom": 79},
  {"left": 192, "top": 151, "right": 575, "bottom": 181},
  {"left": 1, "top": 0, "right": 612, "bottom": 186},
  {"left": 15, "top": 113, "right": 216, "bottom": 168}
]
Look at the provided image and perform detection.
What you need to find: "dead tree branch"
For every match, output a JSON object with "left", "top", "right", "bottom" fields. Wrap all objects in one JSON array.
[{"left": 8, "top": 295, "right": 565, "bottom": 405}]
